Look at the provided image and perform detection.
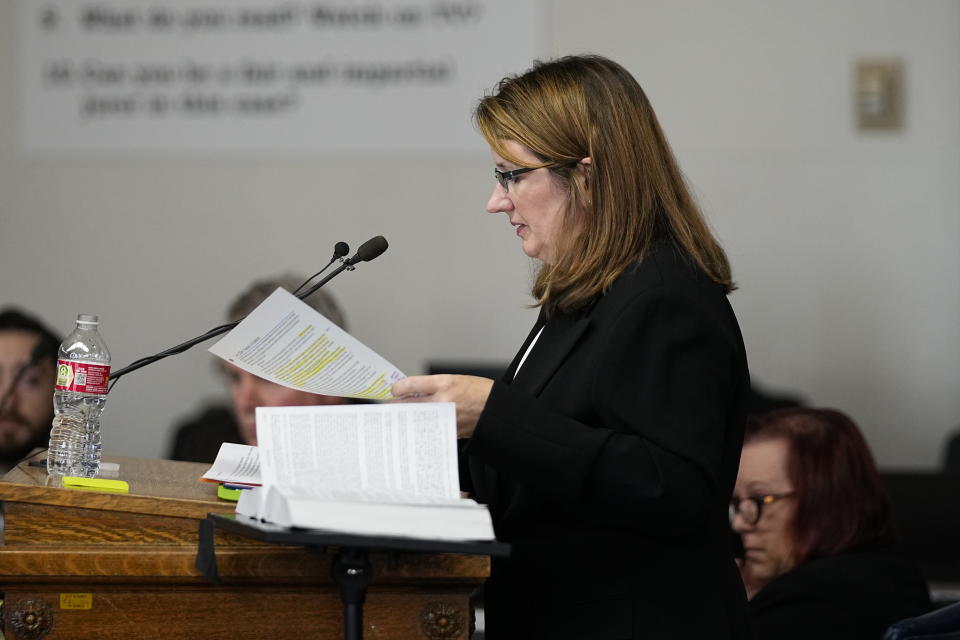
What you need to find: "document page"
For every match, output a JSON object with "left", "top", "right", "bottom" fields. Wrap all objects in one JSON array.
[
  {"left": 201, "top": 443, "right": 261, "bottom": 485},
  {"left": 208, "top": 287, "right": 404, "bottom": 400},
  {"left": 255, "top": 402, "right": 460, "bottom": 502}
]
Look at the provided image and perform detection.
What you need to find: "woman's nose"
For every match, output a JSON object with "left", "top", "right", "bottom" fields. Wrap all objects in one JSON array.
[
  {"left": 730, "top": 509, "right": 753, "bottom": 533},
  {"left": 486, "top": 183, "right": 512, "bottom": 214}
]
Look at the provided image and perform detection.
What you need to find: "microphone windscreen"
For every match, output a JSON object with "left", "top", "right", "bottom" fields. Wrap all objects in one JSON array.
[
  {"left": 334, "top": 241, "right": 350, "bottom": 258},
  {"left": 356, "top": 236, "right": 388, "bottom": 262}
]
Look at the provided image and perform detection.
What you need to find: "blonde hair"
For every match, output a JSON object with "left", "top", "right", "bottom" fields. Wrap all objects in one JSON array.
[{"left": 475, "top": 55, "right": 734, "bottom": 313}]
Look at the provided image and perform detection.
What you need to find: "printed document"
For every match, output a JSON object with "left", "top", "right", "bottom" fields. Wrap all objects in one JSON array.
[
  {"left": 208, "top": 287, "right": 404, "bottom": 400},
  {"left": 201, "top": 443, "right": 261, "bottom": 486},
  {"left": 233, "top": 402, "right": 495, "bottom": 541},
  {"left": 256, "top": 402, "right": 460, "bottom": 502}
]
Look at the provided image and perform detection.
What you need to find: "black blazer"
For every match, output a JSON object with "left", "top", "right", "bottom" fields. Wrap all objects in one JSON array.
[
  {"left": 168, "top": 404, "right": 241, "bottom": 463},
  {"left": 464, "top": 242, "right": 750, "bottom": 639},
  {"left": 749, "top": 545, "right": 932, "bottom": 640}
]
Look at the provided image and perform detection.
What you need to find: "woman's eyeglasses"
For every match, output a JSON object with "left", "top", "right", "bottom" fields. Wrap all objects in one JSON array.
[
  {"left": 494, "top": 160, "right": 580, "bottom": 192},
  {"left": 494, "top": 166, "right": 540, "bottom": 192},
  {"left": 728, "top": 492, "right": 794, "bottom": 526}
]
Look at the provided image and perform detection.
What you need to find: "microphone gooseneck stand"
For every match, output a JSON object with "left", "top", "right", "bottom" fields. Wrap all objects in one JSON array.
[{"left": 108, "top": 236, "right": 388, "bottom": 387}]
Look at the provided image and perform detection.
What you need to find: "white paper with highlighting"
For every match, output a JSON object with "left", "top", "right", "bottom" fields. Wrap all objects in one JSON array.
[{"left": 208, "top": 288, "right": 405, "bottom": 400}]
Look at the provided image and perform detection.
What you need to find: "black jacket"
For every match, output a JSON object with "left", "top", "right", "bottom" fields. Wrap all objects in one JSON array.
[
  {"left": 464, "top": 242, "right": 751, "bottom": 639},
  {"left": 168, "top": 404, "right": 241, "bottom": 463},
  {"left": 749, "top": 545, "right": 932, "bottom": 640}
]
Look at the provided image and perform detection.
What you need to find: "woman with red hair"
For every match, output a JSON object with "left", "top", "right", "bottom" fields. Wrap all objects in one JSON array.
[{"left": 731, "top": 407, "right": 931, "bottom": 639}]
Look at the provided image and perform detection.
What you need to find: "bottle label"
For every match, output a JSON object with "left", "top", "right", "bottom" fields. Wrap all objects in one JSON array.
[{"left": 56, "top": 360, "right": 110, "bottom": 394}]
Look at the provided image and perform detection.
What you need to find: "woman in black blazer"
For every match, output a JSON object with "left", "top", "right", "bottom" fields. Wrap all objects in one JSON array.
[{"left": 393, "top": 55, "right": 750, "bottom": 639}]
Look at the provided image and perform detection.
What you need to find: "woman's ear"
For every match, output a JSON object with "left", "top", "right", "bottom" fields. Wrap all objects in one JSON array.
[{"left": 578, "top": 157, "right": 592, "bottom": 191}]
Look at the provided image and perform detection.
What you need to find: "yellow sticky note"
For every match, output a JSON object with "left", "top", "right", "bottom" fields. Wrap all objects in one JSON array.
[
  {"left": 61, "top": 476, "right": 129, "bottom": 493},
  {"left": 60, "top": 593, "right": 93, "bottom": 610}
]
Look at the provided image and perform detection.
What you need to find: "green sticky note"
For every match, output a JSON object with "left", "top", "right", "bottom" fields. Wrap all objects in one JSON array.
[
  {"left": 61, "top": 476, "right": 129, "bottom": 493},
  {"left": 217, "top": 484, "right": 242, "bottom": 501}
]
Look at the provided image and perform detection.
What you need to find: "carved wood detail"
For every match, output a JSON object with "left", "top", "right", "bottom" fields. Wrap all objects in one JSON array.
[
  {"left": 420, "top": 601, "right": 466, "bottom": 639},
  {"left": 9, "top": 597, "right": 54, "bottom": 640}
]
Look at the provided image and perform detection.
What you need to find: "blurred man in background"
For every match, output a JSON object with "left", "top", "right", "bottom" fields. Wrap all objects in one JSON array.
[
  {"left": 169, "top": 275, "right": 350, "bottom": 462},
  {"left": 0, "top": 308, "right": 61, "bottom": 473}
]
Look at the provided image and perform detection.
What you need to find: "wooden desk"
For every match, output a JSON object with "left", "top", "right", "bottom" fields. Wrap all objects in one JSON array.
[{"left": 0, "top": 453, "right": 488, "bottom": 639}]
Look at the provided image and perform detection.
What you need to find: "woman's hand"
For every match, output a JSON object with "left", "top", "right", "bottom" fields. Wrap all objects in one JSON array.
[{"left": 391, "top": 375, "right": 494, "bottom": 439}]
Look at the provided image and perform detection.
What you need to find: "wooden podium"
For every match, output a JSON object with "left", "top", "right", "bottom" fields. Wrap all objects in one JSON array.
[{"left": 0, "top": 453, "right": 490, "bottom": 640}]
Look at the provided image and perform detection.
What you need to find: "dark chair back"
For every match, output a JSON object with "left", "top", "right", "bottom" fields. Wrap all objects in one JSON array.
[
  {"left": 881, "top": 472, "right": 960, "bottom": 585},
  {"left": 884, "top": 601, "right": 960, "bottom": 639}
]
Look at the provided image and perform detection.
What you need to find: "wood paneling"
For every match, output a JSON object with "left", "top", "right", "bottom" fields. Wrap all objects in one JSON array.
[
  {"left": 3, "top": 587, "right": 473, "bottom": 640},
  {"left": 0, "top": 453, "right": 484, "bottom": 639}
]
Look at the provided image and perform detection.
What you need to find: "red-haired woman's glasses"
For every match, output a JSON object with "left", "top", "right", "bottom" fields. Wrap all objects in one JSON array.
[{"left": 728, "top": 492, "right": 794, "bottom": 526}]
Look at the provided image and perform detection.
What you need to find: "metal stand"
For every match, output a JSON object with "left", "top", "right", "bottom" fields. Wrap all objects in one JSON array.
[
  {"left": 331, "top": 547, "right": 373, "bottom": 640},
  {"left": 198, "top": 515, "right": 509, "bottom": 640}
]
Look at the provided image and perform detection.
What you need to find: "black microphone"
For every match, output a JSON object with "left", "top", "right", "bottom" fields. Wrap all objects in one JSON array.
[
  {"left": 298, "top": 236, "right": 389, "bottom": 301},
  {"left": 108, "top": 237, "right": 388, "bottom": 386},
  {"left": 344, "top": 235, "right": 389, "bottom": 266},
  {"left": 293, "top": 241, "right": 350, "bottom": 297}
]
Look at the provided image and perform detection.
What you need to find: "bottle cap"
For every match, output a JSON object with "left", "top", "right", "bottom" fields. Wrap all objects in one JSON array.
[{"left": 77, "top": 314, "right": 99, "bottom": 325}]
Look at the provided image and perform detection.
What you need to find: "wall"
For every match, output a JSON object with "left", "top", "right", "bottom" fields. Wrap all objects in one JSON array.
[{"left": 1, "top": 0, "right": 957, "bottom": 468}]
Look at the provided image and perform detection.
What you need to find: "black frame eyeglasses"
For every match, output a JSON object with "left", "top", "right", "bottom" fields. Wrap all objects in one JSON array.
[
  {"left": 728, "top": 492, "right": 794, "bottom": 526},
  {"left": 494, "top": 166, "right": 546, "bottom": 192}
]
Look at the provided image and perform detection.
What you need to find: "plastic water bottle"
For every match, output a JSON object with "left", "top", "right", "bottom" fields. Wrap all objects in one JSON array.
[{"left": 48, "top": 314, "right": 111, "bottom": 477}]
